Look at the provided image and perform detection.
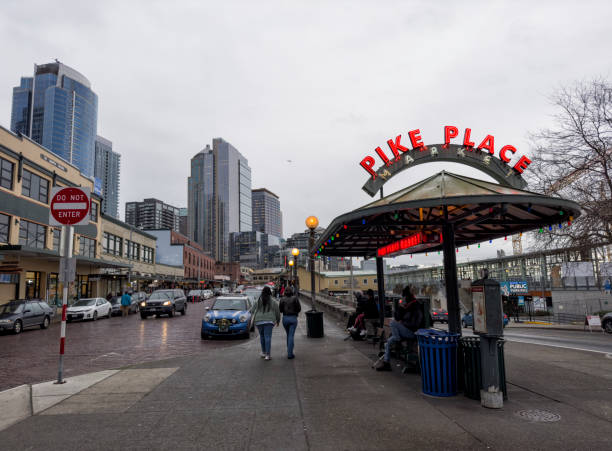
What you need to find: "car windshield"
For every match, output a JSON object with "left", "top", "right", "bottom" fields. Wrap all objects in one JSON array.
[
  {"left": 72, "top": 299, "right": 96, "bottom": 307},
  {"left": 0, "top": 302, "right": 24, "bottom": 314},
  {"left": 213, "top": 298, "right": 247, "bottom": 311},
  {"left": 187, "top": 291, "right": 202, "bottom": 296},
  {"left": 149, "top": 291, "right": 173, "bottom": 300}
]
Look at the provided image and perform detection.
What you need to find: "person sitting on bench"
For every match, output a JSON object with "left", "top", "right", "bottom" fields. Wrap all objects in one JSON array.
[
  {"left": 376, "top": 286, "right": 423, "bottom": 372},
  {"left": 362, "top": 289, "right": 380, "bottom": 338}
]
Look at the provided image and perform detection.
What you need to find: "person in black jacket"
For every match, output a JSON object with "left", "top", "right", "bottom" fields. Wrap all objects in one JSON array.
[
  {"left": 279, "top": 287, "right": 301, "bottom": 359},
  {"left": 376, "top": 286, "right": 423, "bottom": 372}
]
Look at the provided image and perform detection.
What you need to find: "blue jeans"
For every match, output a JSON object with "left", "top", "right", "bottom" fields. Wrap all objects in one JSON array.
[
  {"left": 282, "top": 315, "right": 298, "bottom": 357},
  {"left": 384, "top": 320, "right": 415, "bottom": 362},
  {"left": 257, "top": 323, "right": 274, "bottom": 355}
]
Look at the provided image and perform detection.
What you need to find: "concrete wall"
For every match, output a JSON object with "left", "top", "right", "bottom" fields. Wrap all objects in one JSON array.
[{"left": 552, "top": 290, "right": 611, "bottom": 315}]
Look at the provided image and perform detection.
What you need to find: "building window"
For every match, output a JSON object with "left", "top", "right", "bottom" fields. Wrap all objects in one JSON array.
[
  {"left": 79, "top": 236, "right": 96, "bottom": 258},
  {"left": 142, "top": 246, "right": 154, "bottom": 263},
  {"left": 21, "top": 169, "right": 49, "bottom": 203},
  {"left": 363, "top": 279, "right": 368, "bottom": 284},
  {"left": 0, "top": 213, "right": 9, "bottom": 243},
  {"left": 0, "top": 157, "right": 14, "bottom": 190},
  {"left": 103, "top": 232, "right": 122, "bottom": 256},
  {"left": 125, "top": 240, "right": 140, "bottom": 260},
  {"left": 90, "top": 201, "right": 98, "bottom": 222},
  {"left": 19, "top": 220, "right": 46, "bottom": 249},
  {"left": 343, "top": 279, "right": 348, "bottom": 285},
  {"left": 334, "top": 280, "right": 338, "bottom": 285},
  {"left": 52, "top": 228, "right": 61, "bottom": 251}
]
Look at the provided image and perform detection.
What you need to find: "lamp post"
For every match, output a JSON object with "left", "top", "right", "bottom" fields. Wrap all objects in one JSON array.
[
  {"left": 305, "top": 216, "right": 319, "bottom": 311},
  {"left": 288, "top": 259, "right": 295, "bottom": 286},
  {"left": 291, "top": 247, "right": 300, "bottom": 290}
]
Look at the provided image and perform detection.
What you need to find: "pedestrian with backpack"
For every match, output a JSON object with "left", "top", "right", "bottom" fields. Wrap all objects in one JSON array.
[{"left": 279, "top": 286, "right": 301, "bottom": 359}]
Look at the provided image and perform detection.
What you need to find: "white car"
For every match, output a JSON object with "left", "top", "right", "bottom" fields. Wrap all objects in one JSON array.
[
  {"left": 67, "top": 298, "right": 112, "bottom": 322},
  {"left": 202, "top": 290, "right": 213, "bottom": 299}
]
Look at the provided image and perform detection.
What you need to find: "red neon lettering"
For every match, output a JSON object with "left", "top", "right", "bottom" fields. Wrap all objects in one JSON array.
[
  {"left": 375, "top": 146, "right": 391, "bottom": 166},
  {"left": 443, "top": 126, "right": 458, "bottom": 148},
  {"left": 387, "top": 135, "right": 409, "bottom": 158},
  {"left": 499, "top": 145, "right": 516, "bottom": 163},
  {"left": 477, "top": 134, "right": 495, "bottom": 155},
  {"left": 408, "top": 129, "right": 424, "bottom": 150},
  {"left": 463, "top": 128, "right": 475, "bottom": 147},
  {"left": 360, "top": 156, "right": 377, "bottom": 178},
  {"left": 513, "top": 155, "right": 531, "bottom": 174}
]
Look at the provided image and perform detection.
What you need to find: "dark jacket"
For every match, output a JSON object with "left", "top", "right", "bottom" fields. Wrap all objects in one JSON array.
[
  {"left": 363, "top": 297, "right": 379, "bottom": 319},
  {"left": 399, "top": 300, "right": 424, "bottom": 331},
  {"left": 280, "top": 296, "right": 302, "bottom": 316}
]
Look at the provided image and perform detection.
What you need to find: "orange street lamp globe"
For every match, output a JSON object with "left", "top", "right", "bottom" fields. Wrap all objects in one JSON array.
[
  {"left": 291, "top": 247, "right": 300, "bottom": 257},
  {"left": 288, "top": 259, "right": 294, "bottom": 266},
  {"left": 305, "top": 216, "right": 319, "bottom": 230}
]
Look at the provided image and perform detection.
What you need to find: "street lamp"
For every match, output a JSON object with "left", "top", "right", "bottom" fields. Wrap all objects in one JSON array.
[{"left": 305, "top": 216, "right": 319, "bottom": 312}]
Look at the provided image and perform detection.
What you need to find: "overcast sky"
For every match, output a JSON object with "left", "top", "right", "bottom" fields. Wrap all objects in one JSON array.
[{"left": 2, "top": 1, "right": 611, "bottom": 268}]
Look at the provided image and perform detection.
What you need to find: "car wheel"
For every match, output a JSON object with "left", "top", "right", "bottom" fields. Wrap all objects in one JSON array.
[
  {"left": 604, "top": 320, "right": 612, "bottom": 334},
  {"left": 168, "top": 306, "right": 175, "bottom": 318},
  {"left": 181, "top": 304, "right": 187, "bottom": 315},
  {"left": 67, "top": 318, "right": 72, "bottom": 323},
  {"left": 41, "top": 316, "right": 50, "bottom": 329},
  {"left": 93, "top": 311, "right": 98, "bottom": 321},
  {"left": 140, "top": 312, "right": 148, "bottom": 320},
  {"left": 13, "top": 320, "right": 22, "bottom": 334},
  {"left": 107, "top": 309, "right": 112, "bottom": 319}
]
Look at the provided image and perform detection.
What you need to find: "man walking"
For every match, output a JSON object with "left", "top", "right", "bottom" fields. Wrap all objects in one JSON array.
[{"left": 120, "top": 291, "right": 132, "bottom": 317}]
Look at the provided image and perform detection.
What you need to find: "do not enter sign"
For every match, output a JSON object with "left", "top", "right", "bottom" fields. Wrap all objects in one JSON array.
[{"left": 49, "top": 186, "right": 91, "bottom": 226}]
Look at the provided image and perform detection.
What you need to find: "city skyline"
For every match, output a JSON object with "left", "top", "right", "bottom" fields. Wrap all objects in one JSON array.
[{"left": 1, "top": 2, "right": 611, "bottom": 266}]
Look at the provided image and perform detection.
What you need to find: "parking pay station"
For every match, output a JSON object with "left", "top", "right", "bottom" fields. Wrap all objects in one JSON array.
[{"left": 471, "top": 277, "right": 504, "bottom": 408}]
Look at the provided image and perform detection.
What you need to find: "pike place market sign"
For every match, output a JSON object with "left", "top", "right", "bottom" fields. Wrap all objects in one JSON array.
[{"left": 361, "top": 126, "right": 530, "bottom": 197}]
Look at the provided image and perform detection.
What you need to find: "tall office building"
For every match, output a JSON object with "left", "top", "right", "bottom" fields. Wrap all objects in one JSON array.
[
  {"left": 252, "top": 188, "right": 282, "bottom": 238},
  {"left": 188, "top": 138, "right": 252, "bottom": 261},
  {"left": 178, "top": 208, "right": 188, "bottom": 236},
  {"left": 94, "top": 136, "right": 121, "bottom": 218},
  {"left": 10, "top": 61, "right": 98, "bottom": 177},
  {"left": 125, "top": 198, "right": 180, "bottom": 232}
]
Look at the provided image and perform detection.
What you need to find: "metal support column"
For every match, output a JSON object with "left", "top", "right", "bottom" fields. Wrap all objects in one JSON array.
[
  {"left": 376, "top": 256, "right": 385, "bottom": 326},
  {"left": 309, "top": 229, "right": 317, "bottom": 311},
  {"left": 442, "top": 222, "right": 461, "bottom": 335}
]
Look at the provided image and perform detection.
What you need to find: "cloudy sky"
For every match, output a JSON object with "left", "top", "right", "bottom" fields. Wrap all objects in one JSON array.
[{"left": 1, "top": 1, "right": 611, "bottom": 267}]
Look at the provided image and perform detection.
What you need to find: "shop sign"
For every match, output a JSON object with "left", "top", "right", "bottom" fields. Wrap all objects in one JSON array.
[
  {"left": 360, "top": 126, "right": 530, "bottom": 196},
  {"left": 500, "top": 281, "right": 528, "bottom": 296},
  {"left": 376, "top": 232, "right": 441, "bottom": 258}
]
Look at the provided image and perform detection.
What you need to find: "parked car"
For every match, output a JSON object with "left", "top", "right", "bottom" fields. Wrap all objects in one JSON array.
[
  {"left": 202, "top": 289, "right": 213, "bottom": 299},
  {"left": 67, "top": 298, "right": 112, "bottom": 322},
  {"left": 109, "top": 292, "right": 143, "bottom": 316},
  {"left": 461, "top": 311, "right": 509, "bottom": 328},
  {"left": 201, "top": 296, "right": 253, "bottom": 339},
  {"left": 431, "top": 309, "right": 449, "bottom": 324},
  {"left": 243, "top": 287, "right": 263, "bottom": 307},
  {"left": 602, "top": 312, "right": 612, "bottom": 334},
  {"left": 0, "top": 300, "right": 54, "bottom": 334},
  {"left": 187, "top": 290, "right": 206, "bottom": 303},
  {"left": 140, "top": 289, "right": 187, "bottom": 319}
]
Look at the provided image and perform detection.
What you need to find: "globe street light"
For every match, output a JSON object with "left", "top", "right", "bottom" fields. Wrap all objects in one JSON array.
[
  {"left": 291, "top": 248, "right": 300, "bottom": 289},
  {"left": 305, "top": 216, "right": 319, "bottom": 312}
]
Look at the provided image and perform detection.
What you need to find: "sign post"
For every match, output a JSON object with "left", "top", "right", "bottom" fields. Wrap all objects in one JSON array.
[{"left": 49, "top": 186, "right": 91, "bottom": 384}]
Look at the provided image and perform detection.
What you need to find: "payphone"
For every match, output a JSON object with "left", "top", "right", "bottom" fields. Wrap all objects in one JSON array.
[{"left": 471, "top": 277, "right": 504, "bottom": 409}]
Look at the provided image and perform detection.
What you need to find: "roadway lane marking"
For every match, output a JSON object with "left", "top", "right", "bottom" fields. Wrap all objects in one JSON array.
[{"left": 505, "top": 337, "right": 612, "bottom": 355}]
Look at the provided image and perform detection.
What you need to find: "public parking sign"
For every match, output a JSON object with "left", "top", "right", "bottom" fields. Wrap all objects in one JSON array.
[{"left": 49, "top": 187, "right": 91, "bottom": 226}]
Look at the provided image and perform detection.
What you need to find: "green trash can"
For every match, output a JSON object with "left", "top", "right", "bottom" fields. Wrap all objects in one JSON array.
[{"left": 459, "top": 336, "right": 507, "bottom": 401}]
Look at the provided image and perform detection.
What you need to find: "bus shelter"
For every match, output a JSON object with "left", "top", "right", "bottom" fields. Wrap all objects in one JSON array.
[{"left": 314, "top": 170, "right": 581, "bottom": 333}]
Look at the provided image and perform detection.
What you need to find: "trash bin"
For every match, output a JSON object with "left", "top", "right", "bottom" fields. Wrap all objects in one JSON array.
[
  {"left": 306, "top": 310, "right": 324, "bottom": 338},
  {"left": 416, "top": 329, "right": 459, "bottom": 397},
  {"left": 459, "top": 336, "right": 507, "bottom": 401}
]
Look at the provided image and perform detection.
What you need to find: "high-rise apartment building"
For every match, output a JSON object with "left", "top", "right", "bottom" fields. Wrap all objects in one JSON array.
[
  {"left": 125, "top": 198, "right": 180, "bottom": 232},
  {"left": 94, "top": 136, "right": 121, "bottom": 219},
  {"left": 188, "top": 138, "right": 252, "bottom": 261},
  {"left": 252, "top": 188, "right": 282, "bottom": 238},
  {"left": 10, "top": 61, "right": 98, "bottom": 177}
]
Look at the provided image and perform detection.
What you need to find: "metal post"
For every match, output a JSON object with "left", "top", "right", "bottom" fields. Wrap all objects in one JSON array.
[
  {"left": 376, "top": 256, "right": 385, "bottom": 326},
  {"left": 309, "top": 229, "right": 316, "bottom": 311},
  {"left": 56, "top": 225, "right": 73, "bottom": 384},
  {"left": 480, "top": 336, "right": 502, "bottom": 408},
  {"left": 442, "top": 222, "right": 461, "bottom": 335}
]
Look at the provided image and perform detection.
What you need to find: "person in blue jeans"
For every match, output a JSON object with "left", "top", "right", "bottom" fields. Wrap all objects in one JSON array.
[
  {"left": 279, "top": 287, "right": 301, "bottom": 359},
  {"left": 250, "top": 286, "right": 280, "bottom": 360}
]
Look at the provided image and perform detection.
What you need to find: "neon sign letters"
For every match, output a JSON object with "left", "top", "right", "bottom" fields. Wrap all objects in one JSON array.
[{"left": 376, "top": 232, "right": 441, "bottom": 258}]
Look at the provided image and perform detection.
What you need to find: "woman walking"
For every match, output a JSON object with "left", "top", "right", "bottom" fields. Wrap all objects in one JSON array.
[
  {"left": 250, "top": 286, "right": 280, "bottom": 360},
  {"left": 279, "top": 287, "right": 301, "bottom": 359}
]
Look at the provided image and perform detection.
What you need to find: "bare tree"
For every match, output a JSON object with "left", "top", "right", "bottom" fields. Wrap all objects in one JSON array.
[{"left": 527, "top": 79, "right": 612, "bottom": 251}]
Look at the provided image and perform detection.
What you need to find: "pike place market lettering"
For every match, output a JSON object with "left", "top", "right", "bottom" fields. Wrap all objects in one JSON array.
[{"left": 361, "top": 126, "right": 530, "bottom": 196}]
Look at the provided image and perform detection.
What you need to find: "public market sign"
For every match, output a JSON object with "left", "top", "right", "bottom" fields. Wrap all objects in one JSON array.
[
  {"left": 49, "top": 186, "right": 91, "bottom": 226},
  {"left": 500, "top": 281, "right": 529, "bottom": 296},
  {"left": 360, "top": 126, "right": 530, "bottom": 196}
]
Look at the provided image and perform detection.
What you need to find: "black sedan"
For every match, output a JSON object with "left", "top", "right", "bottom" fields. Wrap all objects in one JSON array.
[{"left": 0, "top": 300, "right": 55, "bottom": 334}]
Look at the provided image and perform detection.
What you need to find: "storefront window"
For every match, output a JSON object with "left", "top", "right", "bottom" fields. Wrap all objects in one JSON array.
[
  {"left": 0, "top": 213, "right": 9, "bottom": 244},
  {"left": 77, "top": 275, "right": 89, "bottom": 298},
  {"left": 25, "top": 271, "right": 41, "bottom": 299},
  {"left": 47, "top": 273, "right": 60, "bottom": 306}
]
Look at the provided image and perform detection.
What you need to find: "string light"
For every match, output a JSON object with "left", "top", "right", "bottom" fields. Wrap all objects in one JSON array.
[
  {"left": 548, "top": 225, "right": 552, "bottom": 231},
  {"left": 558, "top": 223, "right": 562, "bottom": 229},
  {"left": 504, "top": 236, "right": 507, "bottom": 240},
  {"left": 478, "top": 243, "right": 480, "bottom": 248},
  {"left": 559, "top": 210, "right": 563, "bottom": 215},
  {"left": 467, "top": 245, "right": 470, "bottom": 249},
  {"left": 539, "top": 228, "right": 543, "bottom": 233},
  {"left": 362, "top": 219, "right": 366, "bottom": 225},
  {"left": 489, "top": 239, "right": 492, "bottom": 244},
  {"left": 343, "top": 225, "right": 348, "bottom": 229}
]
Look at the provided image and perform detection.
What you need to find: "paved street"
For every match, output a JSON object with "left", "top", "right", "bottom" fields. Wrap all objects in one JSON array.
[{"left": 0, "top": 299, "right": 239, "bottom": 392}]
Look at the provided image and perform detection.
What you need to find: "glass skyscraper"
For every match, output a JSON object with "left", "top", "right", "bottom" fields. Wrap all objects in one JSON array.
[
  {"left": 9, "top": 62, "right": 98, "bottom": 177},
  {"left": 188, "top": 138, "right": 252, "bottom": 262},
  {"left": 252, "top": 188, "right": 282, "bottom": 238},
  {"left": 94, "top": 136, "right": 121, "bottom": 218}
]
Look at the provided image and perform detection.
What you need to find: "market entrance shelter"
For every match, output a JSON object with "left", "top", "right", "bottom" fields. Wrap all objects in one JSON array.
[{"left": 314, "top": 171, "right": 581, "bottom": 333}]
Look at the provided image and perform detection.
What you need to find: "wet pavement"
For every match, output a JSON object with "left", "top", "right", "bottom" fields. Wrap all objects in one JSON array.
[{"left": 0, "top": 299, "right": 242, "bottom": 391}]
